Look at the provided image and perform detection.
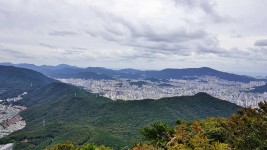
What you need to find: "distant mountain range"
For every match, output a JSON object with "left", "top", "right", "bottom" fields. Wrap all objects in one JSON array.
[
  {"left": 0, "top": 62, "right": 78, "bottom": 74},
  {"left": 0, "top": 65, "right": 241, "bottom": 149},
  {"left": 0, "top": 62, "right": 264, "bottom": 83}
]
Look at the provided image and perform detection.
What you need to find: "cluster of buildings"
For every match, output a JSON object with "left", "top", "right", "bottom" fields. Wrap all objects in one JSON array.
[
  {"left": 0, "top": 143, "right": 13, "bottom": 150},
  {"left": 59, "top": 76, "right": 267, "bottom": 108},
  {"left": 0, "top": 92, "right": 27, "bottom": 138}
]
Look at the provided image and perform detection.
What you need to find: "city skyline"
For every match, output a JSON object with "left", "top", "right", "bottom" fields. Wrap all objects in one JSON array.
[{"left": 0, "top": 0, "right": 267, "bottom": 74}]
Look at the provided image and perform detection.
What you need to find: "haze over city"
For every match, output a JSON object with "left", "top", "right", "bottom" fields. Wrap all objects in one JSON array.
[{"left": 0, "top": 0, "right": 267, "bottom": 75}]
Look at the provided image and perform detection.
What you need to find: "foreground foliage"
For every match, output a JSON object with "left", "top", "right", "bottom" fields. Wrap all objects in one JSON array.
[
  {"left": 45, "top": 142, "right": 112, "bottom": 150},
  {"left": 137, "top": 101, "right": 267, "bottom": 150}
]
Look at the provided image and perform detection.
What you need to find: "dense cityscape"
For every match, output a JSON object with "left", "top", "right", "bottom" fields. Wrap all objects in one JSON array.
[{"left": 59, "top": 76, "right": 267, "bottom": 108}]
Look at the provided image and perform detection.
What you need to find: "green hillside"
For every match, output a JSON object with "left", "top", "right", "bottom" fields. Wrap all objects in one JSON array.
[
  {"left": 0, "top": 81, "right": 240, "bottom": 149},
  {"left": 0, "top": 65, "right": 55, "bottom": 99},
  {"left": 0, "top": 66, "right": 241, "bottom": 149}
]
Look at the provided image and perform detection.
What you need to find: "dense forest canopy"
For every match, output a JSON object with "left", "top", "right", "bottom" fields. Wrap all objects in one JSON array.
[{"left": 45, "top": 101, "right": 267, "bottom": 150}]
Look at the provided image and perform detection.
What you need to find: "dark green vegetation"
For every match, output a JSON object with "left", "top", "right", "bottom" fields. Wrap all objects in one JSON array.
[
  {"left": 35, "top": 102, "right": 267, "bottom": 150},
  {"left": 137, "top": 101, "right": 267, "bottom": 150},
  {"left": 0, "top": 65, "right": 55, "bottom": 99},
  {"left": 45, "top": 142, "right": 112, "bottom": 150},
  {"left": 0, "top": 66, "right": 241, "bottom": 149},
  {"left": 1, "top": 84, "right": 240, "bottom": 149},
  {"left": 0, "top": 63, "right": 78, "bottom": 75}
]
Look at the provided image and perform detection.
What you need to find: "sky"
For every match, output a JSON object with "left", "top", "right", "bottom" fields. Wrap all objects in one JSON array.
[{"left": 0, "top": 0, "right": 267, "bottom": 75}]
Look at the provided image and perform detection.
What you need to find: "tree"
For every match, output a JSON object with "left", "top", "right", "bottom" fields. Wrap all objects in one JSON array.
[
  {"left": 167, "top": 121, "right": 230, "bottom": 150},
  {"left": 220, "top": 101, "right": 267, "bottom": 149},
  {"left": 45, "top": 142, "right": 112, "bottom": 150},
  {"left": 140, "top": 122, "right": 173, "bottom": 149}
]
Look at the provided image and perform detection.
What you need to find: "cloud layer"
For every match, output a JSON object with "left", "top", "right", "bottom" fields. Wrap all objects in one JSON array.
[{"left": 0, "top": 0, "right": 266, "bottom": 74}]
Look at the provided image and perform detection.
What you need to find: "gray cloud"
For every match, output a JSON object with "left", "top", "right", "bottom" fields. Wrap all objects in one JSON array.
[
  {"left": 143, "top": 29, "right": 207, "bottom": 43},
  {"left": 0, "top": 0, "right": 267, "bottom": 73},
  {"left": 87, "top": 8, "right": 208, "bottom": 43},
  {"left": 49, "top": 31, "right": 77, "bottom": 37},
  {"left": 254, "top": 39, "right": 267, "bottom": 47},
  {"left": 231, "top": 34, "right": 243, "bottom": 38},
  {"left": 71, "top": 47, "right": 87, "bottom": 50},
  {"left": 62, "top": 49, "right": 85, "bottom": 55},
  {"left": 214, "top": 47, "right": 267, "bottom": 62},
  {"left": 39, "top": 43, "right": 57, "bottom": 49},
  {"left": 84, "top": 8, "right": 222, "bottom": 56},
  {"left": 0, "top": 46, "right": 30, "bottom": 59},
  {"left": 0, "top": 46, "right": 22, "bottom": 55},
  {"left": 172, "top": 0, "right": 226, "bottom": 23}
]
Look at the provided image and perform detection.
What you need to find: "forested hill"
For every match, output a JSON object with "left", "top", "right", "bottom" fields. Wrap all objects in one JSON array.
[
  {"left": 0, "top": 66, "right": 241, "bottom": 149},
  {"left": 3, "top": 84, "right": 239, "bottom": 149},
  {"left": 0, "top": 65, "right": 55, "bottom": 98}
]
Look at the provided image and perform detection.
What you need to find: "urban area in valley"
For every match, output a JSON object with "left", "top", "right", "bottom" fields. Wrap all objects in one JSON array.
[{"left": 59, "top": 76, "right": 267, "bottom": 108}]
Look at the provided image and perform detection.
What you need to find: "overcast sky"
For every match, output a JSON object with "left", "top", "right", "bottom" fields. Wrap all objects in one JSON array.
[{"left": 0, "top": 0, "right": 266, "bottom": 75}]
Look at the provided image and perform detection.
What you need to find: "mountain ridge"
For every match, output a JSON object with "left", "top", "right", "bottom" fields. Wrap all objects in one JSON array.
[
  {"left": 0, "top": 65, "right": 56, "bottom": 99},
  {"left": 0, "top": 62, "right": 261, "bottom": 83}
]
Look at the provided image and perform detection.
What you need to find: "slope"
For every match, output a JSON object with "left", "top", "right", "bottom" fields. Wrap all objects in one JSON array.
[
  {"left": 1, "top": 83, "right": 240, "bottom": 150},
  {"left": 46, "top": 68, "right": 114, "bottom": 80},
  {"left": 0, "top": 65, "right": 55, "bottom": 99},
  {"left": 0, "top": 62, "right": 78, "bottom": 75}
]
